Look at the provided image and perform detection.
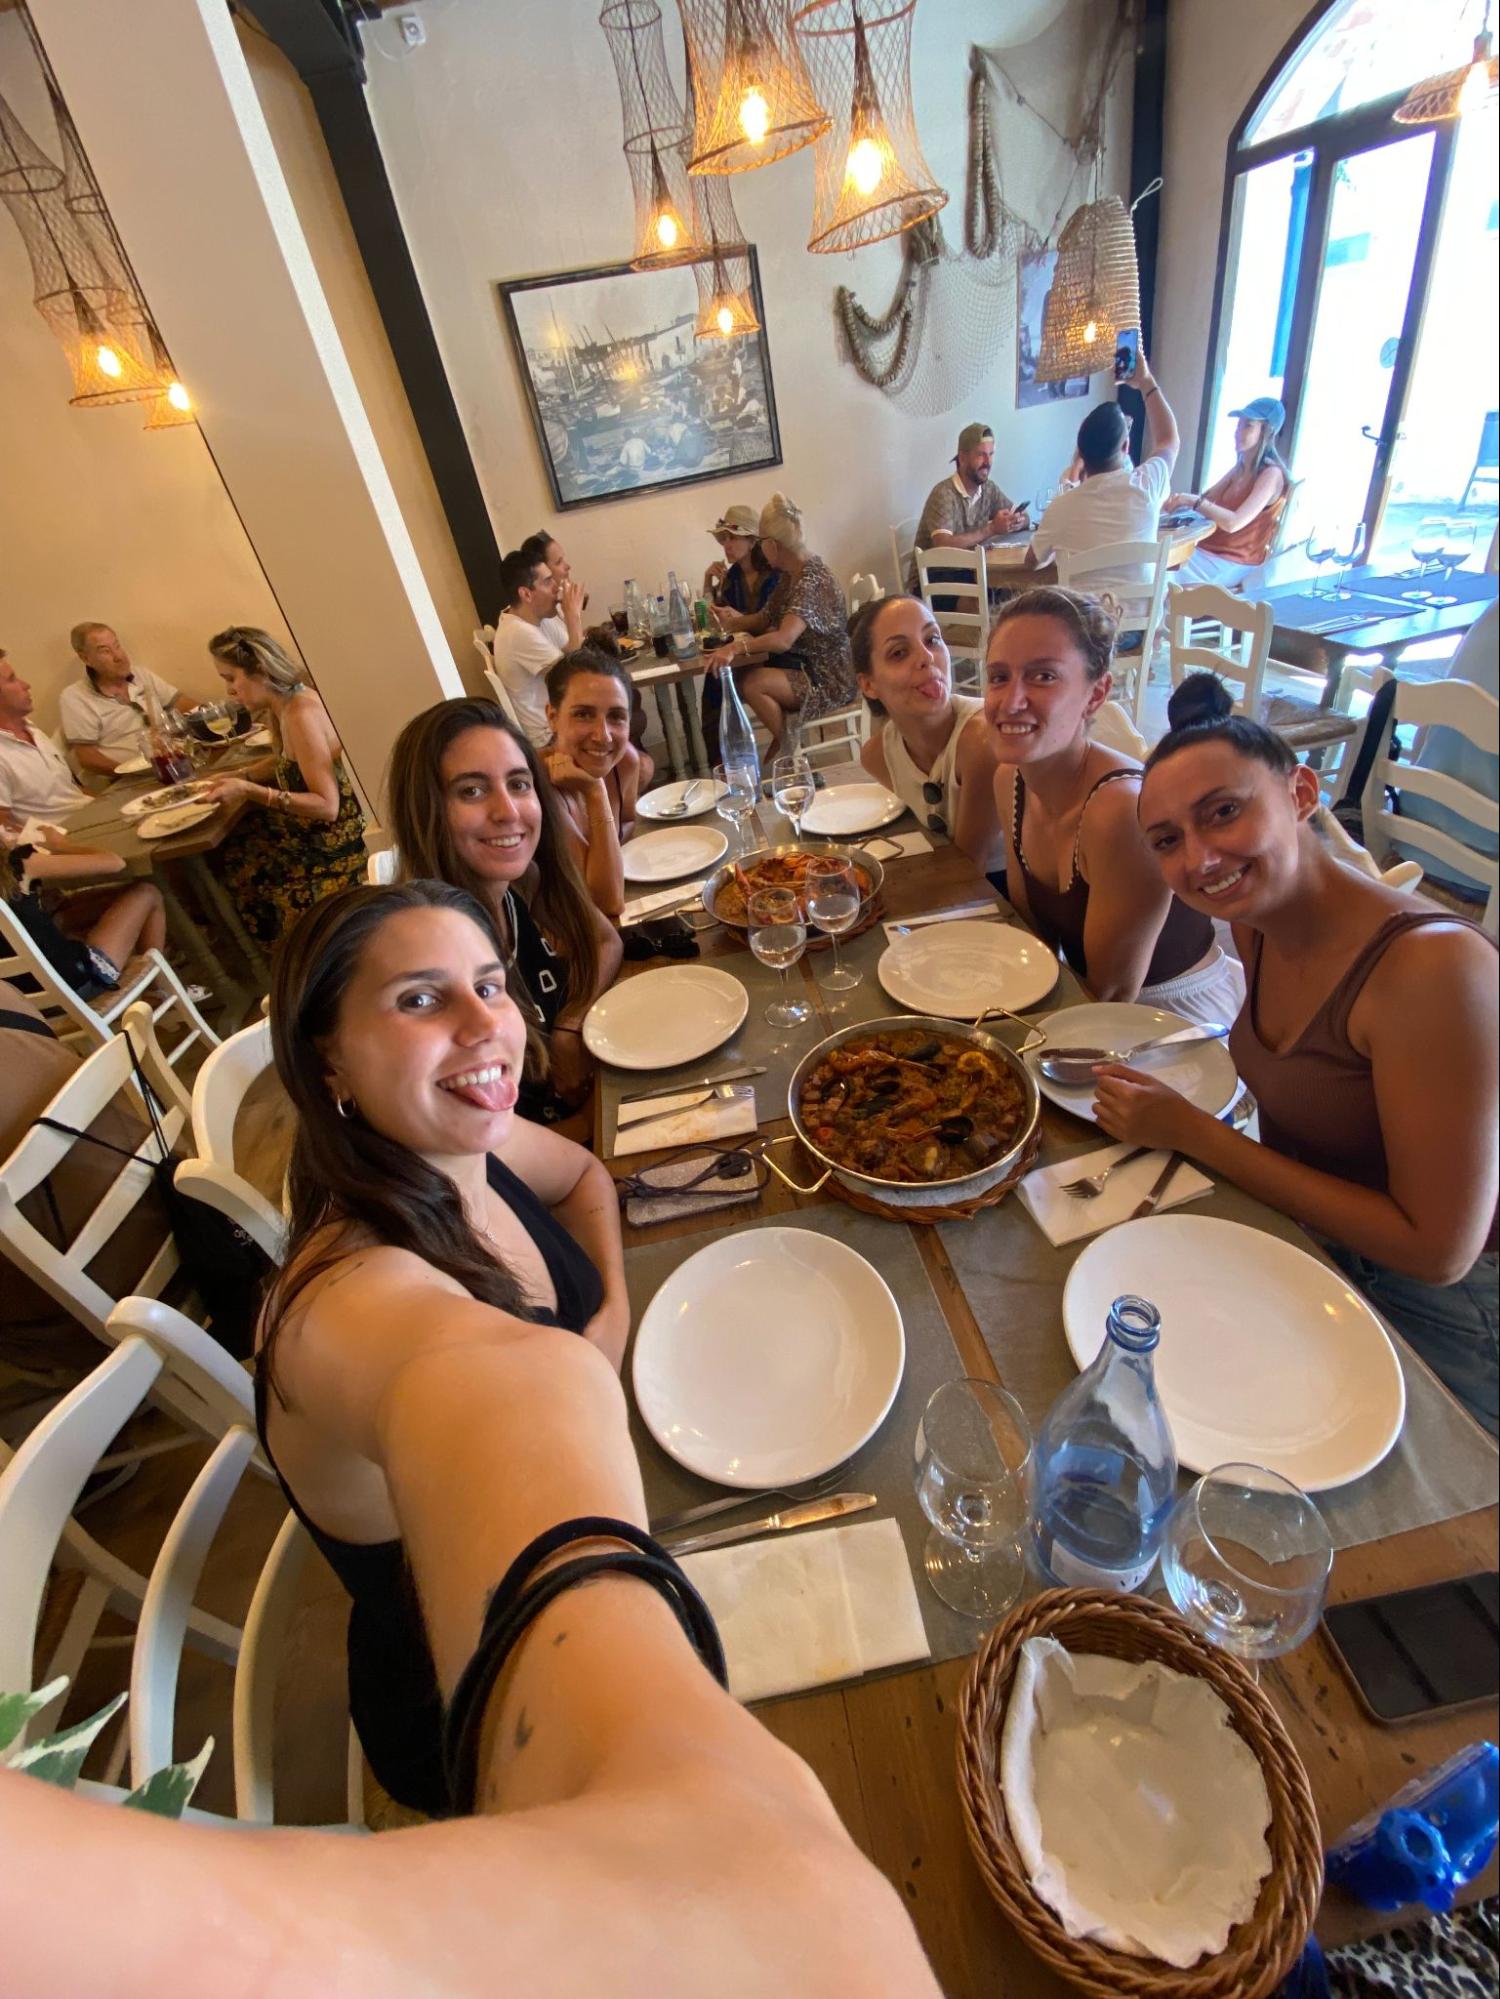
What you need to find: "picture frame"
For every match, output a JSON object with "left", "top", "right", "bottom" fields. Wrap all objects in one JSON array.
[
  {"left": 498, "top": 250, "right": 782, "bottom": 511},
  {"left": 1016, "top": 248, "right": 1090, "bottom": 409}
]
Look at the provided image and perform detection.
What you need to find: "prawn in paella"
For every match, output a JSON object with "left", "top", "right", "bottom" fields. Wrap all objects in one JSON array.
[{"left": 797, "top": 1028, "right": 1029, "bottom": 1184}]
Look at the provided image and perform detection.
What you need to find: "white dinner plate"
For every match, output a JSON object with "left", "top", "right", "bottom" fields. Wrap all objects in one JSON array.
[
  {"left": 241, "top": 726, "right": 273, "bottom": 749},
  {"left": 582, "top": 963, "right": 747, "bottom": 1071},
  {"left": 637, "top": 777, "right": 729, "bottom": 822},
  {"left": 632, "top": 1225, "right": 906, "bottom": 1487},
  {"left": 121, "top": 780, "right": 208, "bottom": 820},
  {"left": 137, "top": 800, "right": 219, "bottom": 841},
  {"left": 877, "top": 918, "right": 1058, "bottom": 1018},
  {"left": 622, "top": 824, "right": 728, "bottom": 883},
  {"left": 1027, "top": 1002, "right": 1239, "bottom": 1126},
  {"left": 799, "top": 783, "right": 906, "bottom": 837},
  {"left": 1063, "top": 1215, "right": 1405, "bottom": 1491},
  {"left": 113, "top": 752, "right": 151, "bottom": 777}
]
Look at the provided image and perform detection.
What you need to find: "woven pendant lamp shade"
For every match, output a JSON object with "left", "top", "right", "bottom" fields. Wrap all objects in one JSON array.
[
  {"left": 1034, "top": 193, "right": 1139, "bottom": 384},
  {"left": 602, "top": 1, "right": 702, "bottom": 268},
  {"left": 694, "top": 248, "right": 760, "bottom": 336},
  {"left": 793, "top": 0, "right": 946, "bottom": 254},
  {"left": 680, "top": 0, "right": 830, "bottom": 173},
  {"left": 1394, "top": 30, "right": 1498, "bottom": 122}
]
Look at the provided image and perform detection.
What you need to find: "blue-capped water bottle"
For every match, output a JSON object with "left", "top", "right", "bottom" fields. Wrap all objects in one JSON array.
[{"left": 1031, "top": 1295, "right": 1178, "bottom": 1593}]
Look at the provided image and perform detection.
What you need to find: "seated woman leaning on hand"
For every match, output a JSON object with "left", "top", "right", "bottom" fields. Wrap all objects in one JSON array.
[
  {"left": 987, "top": 587, "right": 1245, "bottom": 1024},
  {"left": 389, "top": 698, "right": 621, "bottom": 1122},
  {"left": 852, "top": 594, "right": 1002, "bottom": 876},
  {"left": 717, "top": 494, "right": 856, "bottom": 755},
  {"left": 201, "top": 626, "right": 367, "bottom": 944},
  {"left": 543, "top": 643, "right": 654, "bottom": 922},
  {"left": 1095, "top": 673, "right": 1499, "bottom": 1435},
  {"left": 255, "top": 880, "right": 629, "bottom": 1817}
]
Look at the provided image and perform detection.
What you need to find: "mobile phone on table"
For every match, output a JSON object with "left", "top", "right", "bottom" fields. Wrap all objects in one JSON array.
[
  {"left": 1113, "top": 327, "right": 1140, "bottom": 382},
  {"left": 1322, "top": 1571, "right": 1498, "bottom": 1725}
]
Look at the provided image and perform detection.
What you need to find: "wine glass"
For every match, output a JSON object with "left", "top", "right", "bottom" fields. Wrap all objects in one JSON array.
[
  {"left": 1159, "top": 1462, "right": 1333, "bottom": 1674},
  {"left": 714, "top": 760, "right": 758, "bottom": 857},
  {"left": 771, "top": 752, "right": 815, "bottom": 841},
  {"left": 1033, "top": 484, "right": 1056, "bottom": 520},
  {"left": 913, "top": 1379, "right": 1033, "bottom": 1619},
  {"left": 1328, "top": 521, "right": 1366, "bottom": 599},
  {"left": 747, "top": 887, "right": 810, "bottom": 1027},
  {"left": 1403, "top": 516, "right": 1448, "bottom": 601},
  {"left": 803, "top": 855, "right": 863, "bottom": 993},
  {"left": 1304, "top": 523, "right": 1336, "bottom": 598},
  {"left": 1428, "top": 520, "right": 1475, "bottom": 608}
]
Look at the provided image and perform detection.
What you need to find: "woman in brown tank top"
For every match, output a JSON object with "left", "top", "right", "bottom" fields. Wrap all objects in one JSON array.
[
  {"left": 1094, "top": 674, "right": 1499, "bottom": 1435},
  {"left": 986, "top": 588, "right": 1245, "bottom": 1024},
  {"left": 1173, "top": 399, "right": 1290, "bottom": 591}
]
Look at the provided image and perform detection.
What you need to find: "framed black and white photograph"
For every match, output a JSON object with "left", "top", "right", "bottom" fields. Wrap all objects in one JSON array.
[
  {"left": 498, "top": 251, "right": 781, "bottom": 511},
  {"left": 1016, "top": 249, "right": 1090, "bottom": 409}
]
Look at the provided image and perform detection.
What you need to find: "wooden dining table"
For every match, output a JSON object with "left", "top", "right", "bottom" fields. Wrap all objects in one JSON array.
[
  {"left": 596, "top": 768, "right": 1499, "bottom": 1996},
  {"left": 1262, "top": 563, "right": 1498, "bottom": 702}
]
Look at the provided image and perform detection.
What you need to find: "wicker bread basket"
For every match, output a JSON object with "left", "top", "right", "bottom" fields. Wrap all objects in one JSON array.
[{"left": 956, "top": 1589, "right": 1323, "bottom": 1999}]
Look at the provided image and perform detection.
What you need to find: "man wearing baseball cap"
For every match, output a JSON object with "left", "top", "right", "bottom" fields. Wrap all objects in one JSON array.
[
  {"left": 1172, "top": 395, "right": 1292, "bottom": 595},
  {"left": 909, "top": 421, "right": 1026, "bottom": 592}
]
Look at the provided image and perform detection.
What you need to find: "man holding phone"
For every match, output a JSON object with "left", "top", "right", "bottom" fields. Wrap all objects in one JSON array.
[{"left": 1026, "top": 342, "right": 1180, "bottom": 602}]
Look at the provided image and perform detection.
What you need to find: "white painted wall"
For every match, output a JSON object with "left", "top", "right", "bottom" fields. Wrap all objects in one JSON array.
[{"left": 360, "top": 0, "right": 1134, "bottom": 610}]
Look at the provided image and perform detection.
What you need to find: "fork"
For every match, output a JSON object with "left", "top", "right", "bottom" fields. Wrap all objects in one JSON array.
[
  {"left": 1059, "top": 1143, "right": 1153, "bottom": 1200},
  {"left": 616, "top": 1081, "right": 748, "bottom": 1134},
  {"left": 652, "top": 1462, "right": 849, "bottom": 1538}
]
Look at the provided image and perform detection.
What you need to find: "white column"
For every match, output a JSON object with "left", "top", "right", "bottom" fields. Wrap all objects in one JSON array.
[{"left": 27, "top": 0, "right": 464, "bottom": 804}]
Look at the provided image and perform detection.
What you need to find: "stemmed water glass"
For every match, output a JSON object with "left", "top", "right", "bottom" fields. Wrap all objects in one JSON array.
[
  {"left": 1328, "top": 521, "right": 1366, "bottom": 599},
  {"left": 714, "top": 760, "right": 758, "bottom": 857},
  {"left": 803, "top": 855, "right": 863, "bottom": 993},
  {"left": 913, "top": 1379, "right": 1033, "bottom": 1619},
  {"left": 1158, "top": 1461, "right": 1333, "bottom": 1675},
  {"left": 1403, "top": 517, "right": 1449, "bottom": 601},
  {"left": 771, "top": 752, "right": 815, "bottom": 842},
  {"left": 747, "top": 887, "right": 810, "bottom": 1027},
  {"left": 1428, "top": 520, "right": 1475, "bottom": 608},
  {"left": 1305, "top": 523, "right": 1337, "bottom": 598}
]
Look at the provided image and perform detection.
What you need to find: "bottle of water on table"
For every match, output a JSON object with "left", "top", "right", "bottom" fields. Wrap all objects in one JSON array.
[
  {"left": 718, "top": 650, "right": 761, "bottom": 793},
  {"left": 1031, "top": 1295, "right": 1177, "bottom": 1593},
  {"left": 667, "top": 570, "right": 695, "bottom": 658}
]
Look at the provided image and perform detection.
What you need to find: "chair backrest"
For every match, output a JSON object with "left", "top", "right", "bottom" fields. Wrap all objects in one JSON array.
[
  {"left": 1322, "top": 662, "right": 1393, "bottom": 803},
  {"left": 914, "top": 545, "right": 989, "bottom": 658},
  {"left": 1166, "top": 582, "right": 1275, "bottom": 716},
  {"left": 1362, "top": 677, "right": 1500, "bottom": 934},
  {"left": 176, "top": 1014, "right": 285, "bottom": 1262},
  {"left": 1091, "top": 699, "right": 1149, "bottom": 760},
  {"left": 848, "top": 573, "right": 886, "bottom": 614},
  {"left": 889, "top": 515, "right": 920, "bottom": 596},
  {"left": 0, "top": 897, "right": 120, "bottom": 1055},
  {"left": 366, "top": 846, "right": 397, "bottom": 886},
  {"left": 1055, "top": 536, "right": 1172, "bottom": 642},
  {"left": 482, "top": 664, "right": 526, "bottom": 732},
  {"left": 1267, "top": 474, "right": 1303, "bottom": 556}
]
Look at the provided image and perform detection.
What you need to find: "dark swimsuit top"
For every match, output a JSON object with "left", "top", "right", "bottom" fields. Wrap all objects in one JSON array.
[
  {"left": 253, "top": 1153, "right": 604, "bottom": 1816},
  {"left": 1010, "top": 768, "right": 1214, "bottom": 987}
]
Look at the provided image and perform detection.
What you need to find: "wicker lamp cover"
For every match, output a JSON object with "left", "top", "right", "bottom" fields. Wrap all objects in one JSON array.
[
  {"left": 693, "top": 248, "right": 760, "bottom": 336},
  {"left": 1034, "top": 193, "right": 1139, "bottom": 384},
  {"left": 679, "top": 0, "right": 830, "bottom": 173},
  {"left": 602, "top": 1, "right": 704, "bottom": 268},
  {"left": 1394, "top": 31, "right": 1498, "bottom": 122},
  {"left": 793, "top": 0, "right": 946, "bottom": 254}
]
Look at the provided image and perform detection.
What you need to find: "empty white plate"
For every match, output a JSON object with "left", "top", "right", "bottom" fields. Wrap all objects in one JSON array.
[
  {"left": 637, "top": 777, "right": 728, "bottom": 822},
  {"left": 137, "top": 800, "right": 218, "bottom": 840},
  {"left": 622, "top": 824, "right": 728, "bottom": 883},
  {"left": 1028, "top": 1002, "right": 1238, "bottom": 1126},
  {"left": 113, "top": 753, "right": 151, "bottom": 777},
  {"left": 632, "top": 1225, "right": 906, "bottom": 1486},
  {"left": 878, "top": 918, "right": 1058, "bottom": 1017},
  {"left": 583, "top": 963, "right": 747, "bottom": 1071},
  {"left": 1063, "top": 1215, "right": 1405, "bottom": 1491},
  {"left": 799, "top": 783, "right": 906, "bottom": 837}
]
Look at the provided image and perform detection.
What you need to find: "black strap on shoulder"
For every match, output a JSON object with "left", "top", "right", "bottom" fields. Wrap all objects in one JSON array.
[
  {"left": 442, "top": 1514, "right": 727, "bottom": 1816},
  {"left": 0, "top": 1006, "right": 55, "bottom": 1039}
]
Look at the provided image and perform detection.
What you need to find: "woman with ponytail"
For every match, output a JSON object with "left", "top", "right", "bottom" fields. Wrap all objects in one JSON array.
[{"left": 1097, "top": 672, "right": 1498, "bottom": 1434}]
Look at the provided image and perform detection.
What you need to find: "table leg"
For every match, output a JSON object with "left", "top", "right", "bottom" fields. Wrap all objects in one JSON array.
[
  {"left": 652, "top": 683, "right": 690, "bottom": 780},
  {"left": 182, "top": 853, "right": 272, "bottom": 995},
  {"left": 678, "top": 678, "right": 709, "bottom": 777},
  {"left": 157, "top": 871, "right": 249, "bottom": 1021}
]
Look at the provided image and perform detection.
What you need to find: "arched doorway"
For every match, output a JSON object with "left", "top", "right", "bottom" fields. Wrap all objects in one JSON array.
[{"left": 1199, "top": 0, "right": 1498, "bottom": 570}]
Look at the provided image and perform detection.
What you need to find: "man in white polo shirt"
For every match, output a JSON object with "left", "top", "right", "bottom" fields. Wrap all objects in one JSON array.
[
  {"left": 59, "top": 621, "right": 196, "bottom": 775},
  {"left": 489, "top": 547, "right": 585, "bottom": 747},
  {"left": 0, "top": 650, "right": 88, "bottom": 828},
  {"left": 1026, "top": 348, "right": 1181, "bottom": 600}
]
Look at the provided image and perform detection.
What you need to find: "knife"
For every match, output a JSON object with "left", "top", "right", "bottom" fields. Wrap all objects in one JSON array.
[
  {"left": 618, "top": 1063, "right": 766, "bottom": 1106},
  {"left": 1130, "top": 1151, "right": 1185, "bottom": 1221},
  {"left": 664, "top": 1492, "right": 876, "bottom": 1556}
]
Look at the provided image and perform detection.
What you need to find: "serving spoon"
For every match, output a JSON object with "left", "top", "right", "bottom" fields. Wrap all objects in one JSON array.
[{"left": 1036, "top": 1021, "right": 1231, "bottom": 1089}]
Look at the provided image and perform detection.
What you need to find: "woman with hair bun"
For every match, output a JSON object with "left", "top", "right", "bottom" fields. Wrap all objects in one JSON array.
[
  {"left": 985, "top": 587, "right": 1244, "bottom": 1022},
  {"left": 715, "top": 494, "right": 855, "bottom": 753},
  {"left": 1098, "top": 671, "right": 1499, "bottom": 1434}
]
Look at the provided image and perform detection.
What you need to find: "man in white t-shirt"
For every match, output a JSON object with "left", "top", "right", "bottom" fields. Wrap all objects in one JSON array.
[
  {"left": 1027, "top": 349, "right": 1181, "bottom": 602},
  {"left": 0, "top": 650, "right": 87, "bottom": 827},
  {"left": 59, "top": 621, "right": 197, "bottom": 775},
  {"left": 489, "top": 548, "right": 585, "bottom": 747}
]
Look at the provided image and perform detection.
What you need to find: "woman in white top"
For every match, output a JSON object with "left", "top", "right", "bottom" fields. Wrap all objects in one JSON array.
[{"left": 853, "top": 596, "right": 1002, "bottom": 873}]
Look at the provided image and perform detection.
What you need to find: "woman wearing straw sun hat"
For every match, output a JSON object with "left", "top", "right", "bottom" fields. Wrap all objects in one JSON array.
[
  {"left": 700, "top": 503, "right": 777, "bottom": 762},
  {"left": 1172, "top": 395, "right": 1292, "bottom": 596}
]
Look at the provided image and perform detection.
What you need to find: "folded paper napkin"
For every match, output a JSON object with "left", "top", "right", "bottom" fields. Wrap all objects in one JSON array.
[
  {"left": 865, "top": 830, "right": 934, "bottom": 860},
  {"left": 1018, "top": 1143, "right": 1212, "bottom": 1246},
  {"left": 612, "top": 1084, "right": 757, "bottom": 1158},
  {"left": 631, "top": 661, "right": 679, "bottom": 683},
  {"left": 880, "top": 899, "right": 1002, "bottom": 943},
  {"left": 621, "top": 877, "right": 710, "bottom": 926},
  {"left": 681, "top": 1516, "right": 929, "bottom": 1703}
]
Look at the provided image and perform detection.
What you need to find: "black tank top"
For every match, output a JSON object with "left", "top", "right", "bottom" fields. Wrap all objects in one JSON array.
[
  {"left": 253, "top": 1153, "right": 605, "bottom": 1816},
  {"left": 1010, "top": 768, "right": 1214, "bottom": 988}
]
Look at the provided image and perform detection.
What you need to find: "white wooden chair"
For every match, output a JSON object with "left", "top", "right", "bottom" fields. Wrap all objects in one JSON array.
[
  {"left": 1166, "top": 583, "right": 1356, "bottom": 758},
  {"left": 366, "top": 847, "right": 397, "bottom": 886},
  {"left": 1321, "top": 662, "right": 1394, "bottom": 804},
  {"left": 889, "top": 515, "right": 920, "bottom": 596},
  {"left": 1091, "top": 700, "right": 1149, "bottom": 761},
  {"left": 914, "top": 545, "right": 988, "bottom": 692},
  {"left": 0, "top": 1331, "right": 360, "bottom": 1826},
  {"left": 848, "top": 573, "right": 886, "bottom": 614},
  {"left": 1056, "top": 536, "right": 1172, "bottom": 728},
  {"left": 797, "top": 701, "right": 870, "bottom": 767},
  {"left": 1360, "top": 677, "right": 1499, "bottom": 934},
  {"left": 174, "top": 1017, "right": 285, "bottom": 1263},
  {"left": 0, "top": 899, "right": 219, "bottom": 1074}
]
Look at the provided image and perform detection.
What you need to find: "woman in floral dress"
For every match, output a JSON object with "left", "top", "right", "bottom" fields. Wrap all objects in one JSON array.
[{"left": 718, "top": 494, "right": 855, "bottom": 753}]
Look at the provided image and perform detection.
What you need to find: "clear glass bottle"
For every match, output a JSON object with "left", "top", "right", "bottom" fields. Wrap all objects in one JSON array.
[
  {"left": 667, "top": 569, "right": 694, "bottom": 657},
  {"left": 718, "top": 653, "right": 761, "bottom": 791},
  {"left": 623, "top": 577, "right": 648, "bottom": 641},
  {"left": 1030, "top": 1295, "right": 1177, "bottom": 1594}
]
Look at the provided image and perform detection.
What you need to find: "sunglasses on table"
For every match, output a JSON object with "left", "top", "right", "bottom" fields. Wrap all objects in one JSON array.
[{"left": 921, "top": 781, "right": 948, "bottom": 837}]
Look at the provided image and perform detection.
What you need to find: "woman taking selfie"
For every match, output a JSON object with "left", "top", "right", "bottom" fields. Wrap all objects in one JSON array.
[
  {"left": 389, "top": 699, "right": 621, "bottom": 1120},
  {"left": 1095, "top": 673, "right": 1499, "bottom": 1434},
  {"left": 986, "top": 587, "right": 1244, "bottom": 1024},
  {"left": 542, "top": 646, "right": 652, "bottom": 921}
]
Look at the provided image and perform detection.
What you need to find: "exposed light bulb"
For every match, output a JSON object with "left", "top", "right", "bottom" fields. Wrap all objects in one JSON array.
[
  {"left": 845, "top": 136, "right": 885, "bottom": 198},
  {"left": 739, "top": 85, "right": 770, "bottom": 145},
  {"left": 96, "top": 343, "right": 123, "bottom": 377},
  {"left": 716, "top": 304, "right": 735, "bottom": 335},
  {"left": 1082, "top": 319, "right": 1099, "bottom": 344},
  {"left": 654, "top": 208, "right": 680, "bottom": 250},
  {"left": 166, "top": 380, "right": 191, "bottom": 412},
  {"left": 1458, "top": 53, "right": 1491, "bottom": 115}
]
